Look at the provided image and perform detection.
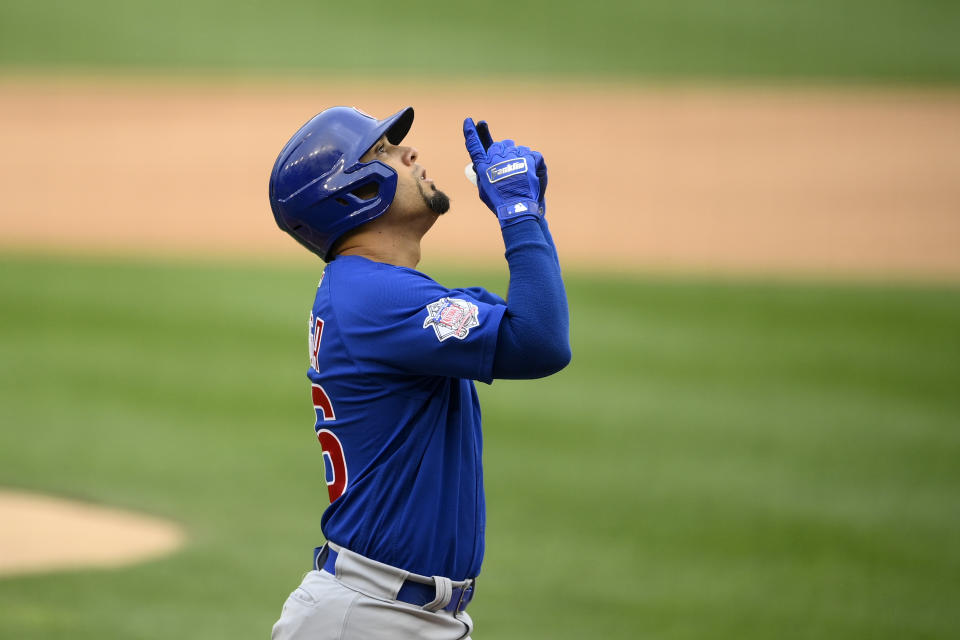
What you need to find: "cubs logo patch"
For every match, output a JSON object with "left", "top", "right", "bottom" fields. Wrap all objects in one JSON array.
[
  {"left": 486, "top": 158, "right": 528, "bottom": 183},
  {"left": 423, "top": 298, "right": 480, "bottom": 342}
]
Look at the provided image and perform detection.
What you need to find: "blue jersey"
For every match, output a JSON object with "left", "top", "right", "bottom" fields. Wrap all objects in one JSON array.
[{"left": 307, "top": 255, "right": 507, "bottom": 581}]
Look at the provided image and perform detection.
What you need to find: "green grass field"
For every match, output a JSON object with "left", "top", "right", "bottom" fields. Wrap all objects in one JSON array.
[
  {"left": 1, "top": 1, "right": 959, "bottom": 636},
  {"left": 1, "top": 253, "right": 958, "bottom": 639},
  {"left": 1, "top": 0, "right": 959, "bottom": 82}
]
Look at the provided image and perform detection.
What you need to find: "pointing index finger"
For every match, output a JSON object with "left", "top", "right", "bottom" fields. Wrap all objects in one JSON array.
[
  {"left": 476, "top": 120, "right": 494, "bottom": 151},
  {"left": 462, "top": 118, "right": 487, "bottom": 165}
]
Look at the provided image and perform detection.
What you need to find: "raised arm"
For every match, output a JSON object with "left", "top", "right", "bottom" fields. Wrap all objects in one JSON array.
[{"left": 463, "top": 118, "right": 570, "bottom": 379}]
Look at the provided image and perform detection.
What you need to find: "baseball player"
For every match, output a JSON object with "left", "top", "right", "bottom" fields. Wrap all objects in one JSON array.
[{"left": 267, "top": 106, "right": 570, "bottom": 639}]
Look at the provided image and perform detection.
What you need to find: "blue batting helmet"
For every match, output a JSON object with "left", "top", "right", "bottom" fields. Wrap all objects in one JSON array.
[{"left": 269, "top": 106, "right": 415, "bottom": 260}]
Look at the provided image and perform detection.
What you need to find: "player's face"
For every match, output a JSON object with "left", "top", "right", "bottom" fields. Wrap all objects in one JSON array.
[{"left": 361, "top": 136, "right": 450, "bottom": 216}]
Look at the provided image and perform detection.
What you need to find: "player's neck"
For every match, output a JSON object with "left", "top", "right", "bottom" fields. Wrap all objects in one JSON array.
[
  {"left": 333, "top": 213, "right": 437, "bottom": 269},
  {"left": 337, "top": 241, "right": 421, "bottom": 269}
]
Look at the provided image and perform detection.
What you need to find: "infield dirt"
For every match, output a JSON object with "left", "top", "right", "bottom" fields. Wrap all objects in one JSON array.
[
  {"left": 2, "top": 76, "right": 959, "bottom": 280},
  {"left": 0, "top": 490, "right": 184, "bottom": 577}
]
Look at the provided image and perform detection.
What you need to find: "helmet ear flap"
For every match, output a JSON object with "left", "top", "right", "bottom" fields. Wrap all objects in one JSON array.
[
  {"left": 331, "top": 181, "right": 381, "bottom": 210},
  {"left": 314, "top": 162, "right": 398, "bottom": 259},
  {"left": 348, "top": 180, "right": 380, "bottom": 202}
]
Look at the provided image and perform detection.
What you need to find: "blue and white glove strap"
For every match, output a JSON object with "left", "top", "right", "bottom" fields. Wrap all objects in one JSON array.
[{"left": 496, "top": 199, "right": 541, "bottom": 226}]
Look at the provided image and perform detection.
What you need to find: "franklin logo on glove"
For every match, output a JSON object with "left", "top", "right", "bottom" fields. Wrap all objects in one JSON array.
[{"left": 486, "top": 158, "right": 528, "bottom": 183}]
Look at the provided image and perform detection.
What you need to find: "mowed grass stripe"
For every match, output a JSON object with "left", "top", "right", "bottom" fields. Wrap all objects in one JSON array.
[
  {"left": 0, "top": 254, "right": 958, "bottom": 639},
  {"left": 0, "top": 0, "right": 959, "bottom": 81}
]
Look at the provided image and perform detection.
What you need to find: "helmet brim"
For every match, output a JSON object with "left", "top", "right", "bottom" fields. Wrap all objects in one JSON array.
[{"left": 372, "top": 107, "right": 414, "bottom": 149}]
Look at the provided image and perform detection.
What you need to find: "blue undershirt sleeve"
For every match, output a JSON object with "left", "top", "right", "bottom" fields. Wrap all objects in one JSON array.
[
  {"left": 537, "top": 217, "right": 561, "bottom": 267},
  {"left": 492, "top": 219, "right": 571, "bottom": 379}
]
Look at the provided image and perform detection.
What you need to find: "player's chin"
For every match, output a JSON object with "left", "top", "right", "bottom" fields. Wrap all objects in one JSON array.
[
  {"left": 429, "top": 191, "right": 450, "bottom": 215},
  {"left": 420, "top": 184, "right": 450, "bottom": 215}
]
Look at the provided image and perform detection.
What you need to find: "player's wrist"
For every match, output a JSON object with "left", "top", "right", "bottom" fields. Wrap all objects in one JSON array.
[{"left": 495, "top": 199, "right": 541, "bottom": 228}]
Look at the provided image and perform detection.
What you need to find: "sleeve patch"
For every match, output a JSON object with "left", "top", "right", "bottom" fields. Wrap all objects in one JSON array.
[{"left": 423, "top": 297, "right": 480, "bottom": 342}]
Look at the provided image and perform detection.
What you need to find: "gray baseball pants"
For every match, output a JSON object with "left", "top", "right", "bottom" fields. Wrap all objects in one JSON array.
[{"left": 271, "top": 543, "right": 474, "bottom": 640}]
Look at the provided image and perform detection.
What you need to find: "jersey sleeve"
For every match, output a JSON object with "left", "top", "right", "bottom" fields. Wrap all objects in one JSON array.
[
  {"left": 329, "top": 262, "right": 507, "bottom": 384},
  {"left": 449, "top": 286, "right": 507, "bottom": 307}
]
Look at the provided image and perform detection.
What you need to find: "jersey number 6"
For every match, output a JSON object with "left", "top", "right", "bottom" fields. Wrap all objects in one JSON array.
[
  {"left": 317, "top": 429, "right": 347, "bottom": 503},
  {"left": 311, "top": 315, "right": 347, "bottom": 503}
]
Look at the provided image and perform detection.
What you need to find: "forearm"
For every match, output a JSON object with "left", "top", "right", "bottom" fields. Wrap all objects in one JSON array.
[
  {"left": 537, "top": 216, "right": 560, "bottom": 267},
  {"left": 492, "top": 220, "right": 571, "bottom": 379}
]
